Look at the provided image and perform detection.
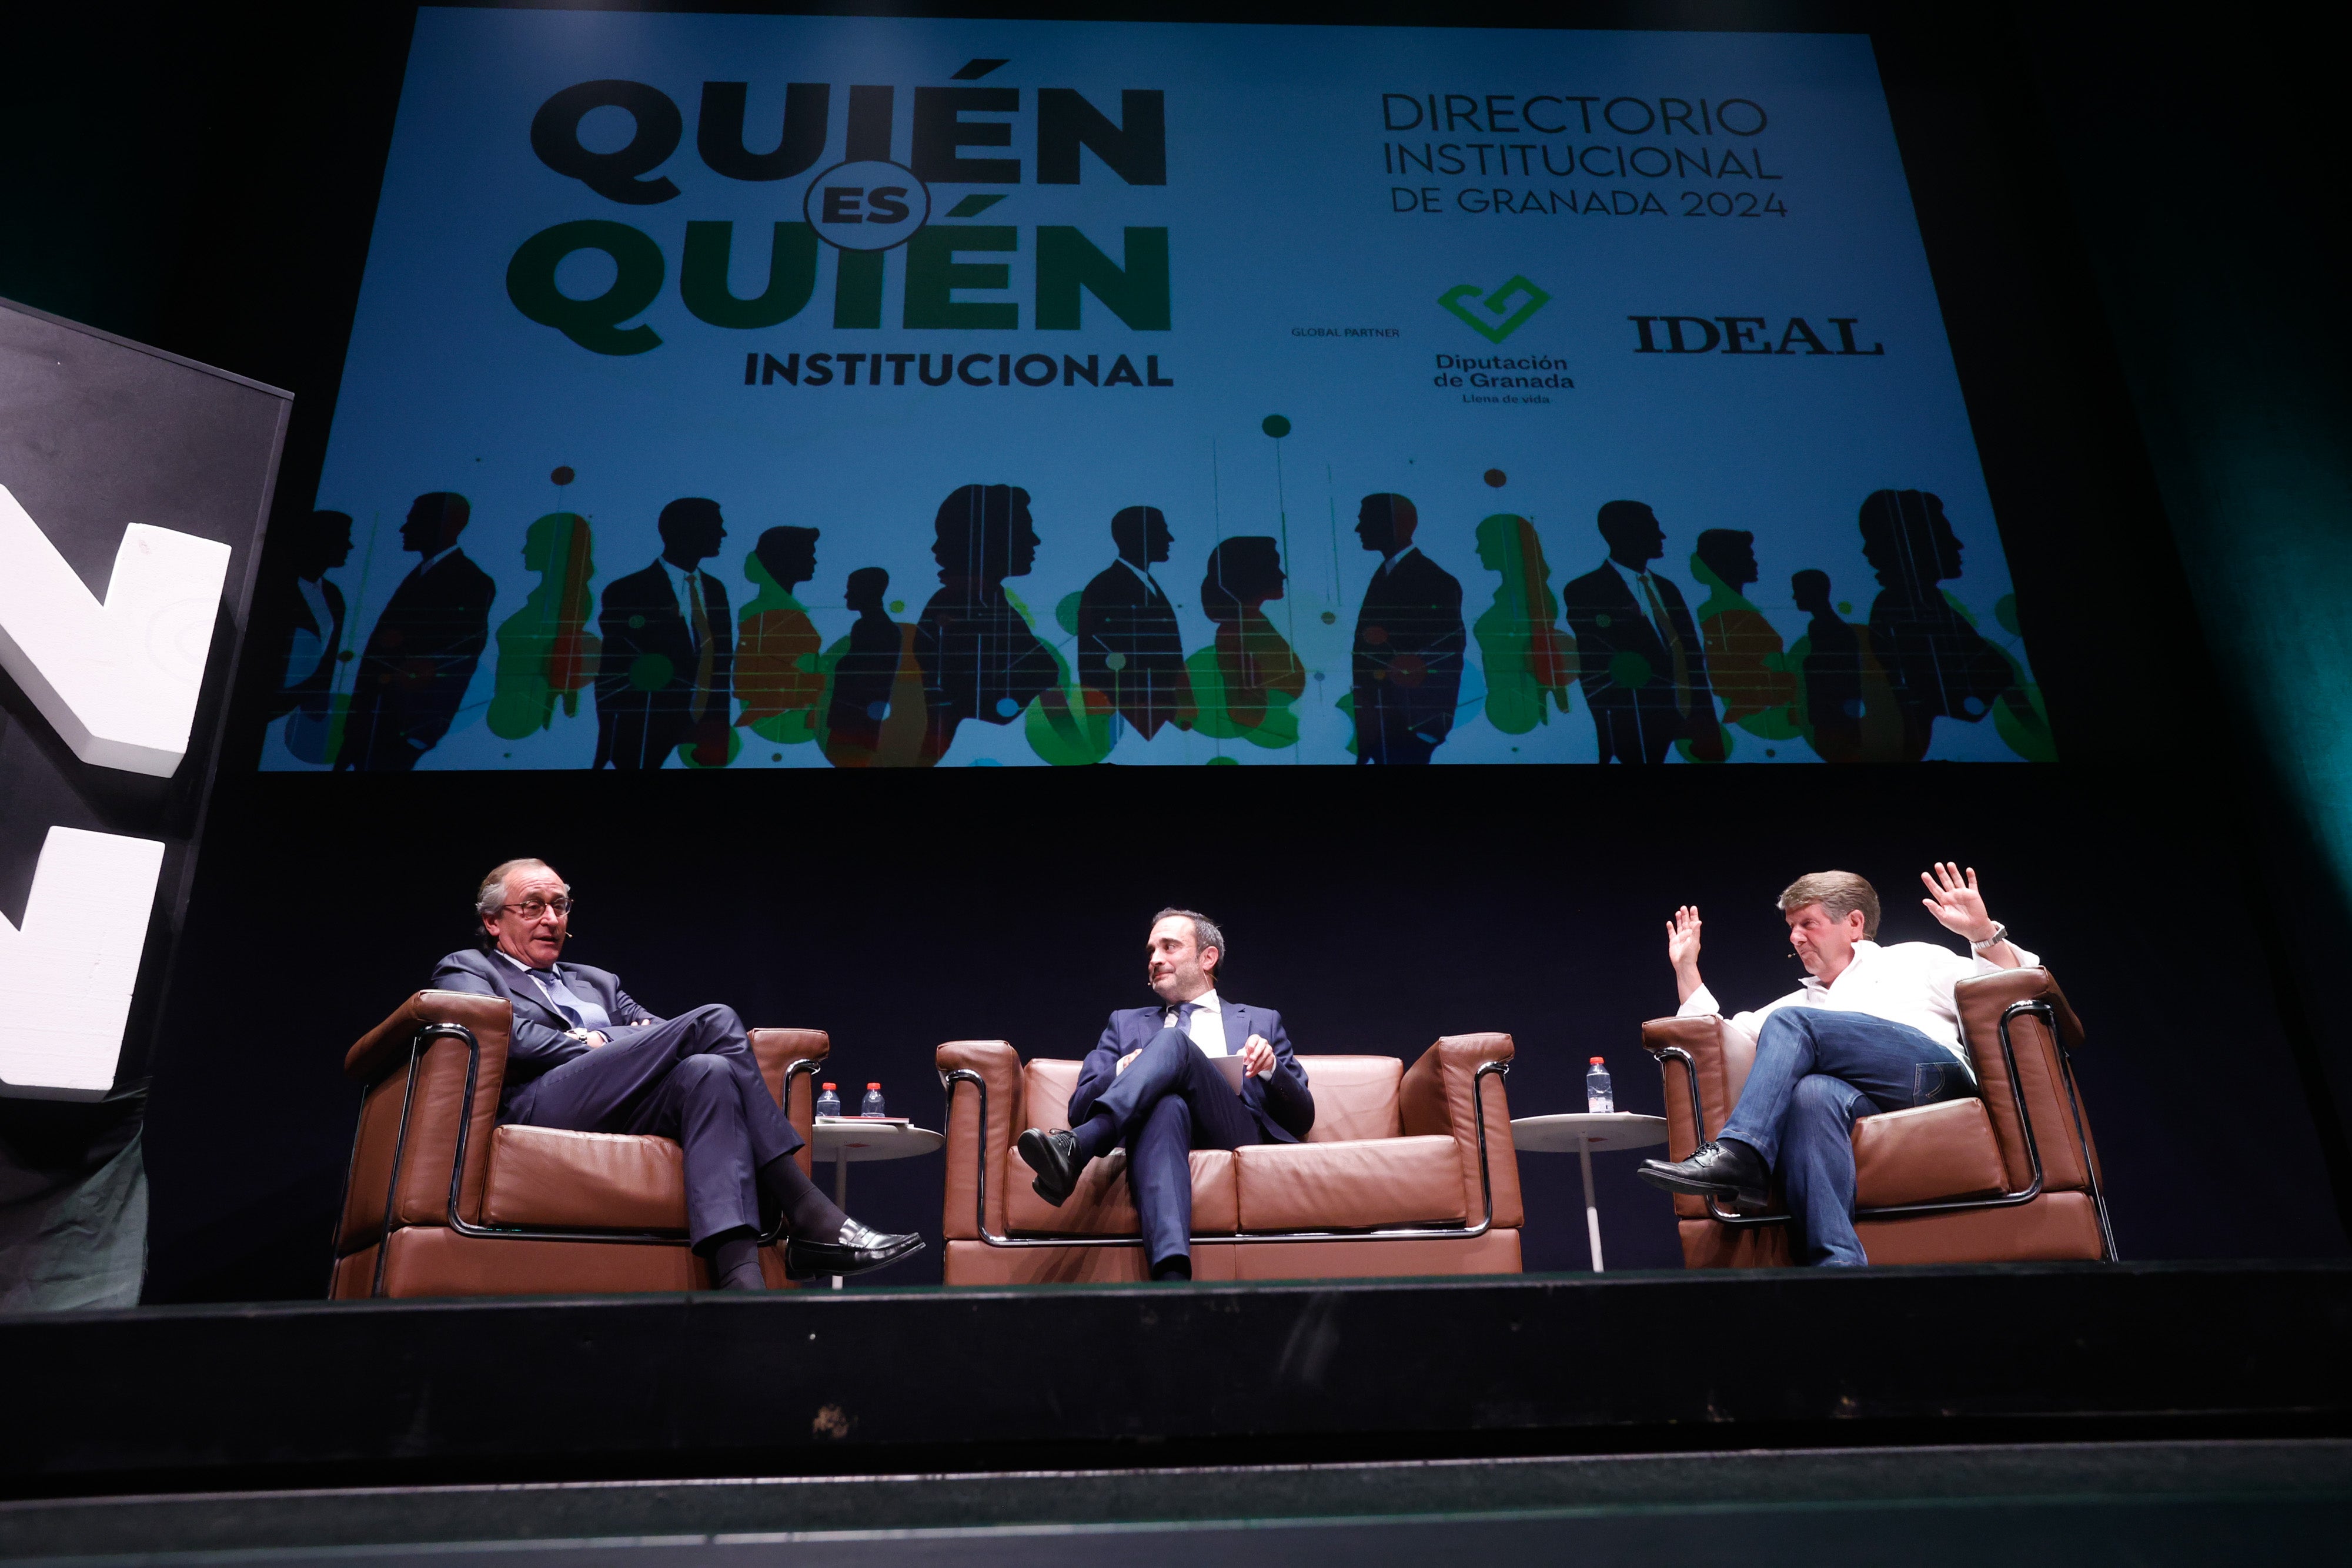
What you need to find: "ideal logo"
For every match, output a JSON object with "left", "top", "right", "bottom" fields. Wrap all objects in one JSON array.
[
  {"left": 1439, "top": 275, "right": 1552, "bottom": 344},
  {"left": 509, "top": 62, "right": 1171, "bottom": 355}
]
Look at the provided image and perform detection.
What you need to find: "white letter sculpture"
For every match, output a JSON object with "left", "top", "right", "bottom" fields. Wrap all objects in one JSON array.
[
  {"left": 0, "top": 482, "right": 230, "bottom": 778},
  {"left": 0, "top": 827, "right": 167, "bottom": 1097}
]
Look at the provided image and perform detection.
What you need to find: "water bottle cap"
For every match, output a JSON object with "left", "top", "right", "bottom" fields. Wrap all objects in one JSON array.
[
  {"left": 1589, "top": 1057, "right": 1604, "bottom": 1066},
  {"left": 867, "top": 1082, "right": 881, "bottom": 1090},
  {"left": 821, "top": 1083, "right": 836, "bottom": 1090}
]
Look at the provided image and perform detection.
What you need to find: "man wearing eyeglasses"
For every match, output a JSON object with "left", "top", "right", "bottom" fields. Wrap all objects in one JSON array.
[{"left": 431, "top": 858, "right": 921, "bottom": 1289}]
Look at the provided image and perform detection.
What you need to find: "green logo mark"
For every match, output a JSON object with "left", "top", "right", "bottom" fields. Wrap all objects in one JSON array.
[{"left": 1439, "top": 275, "right": 1552, "bottom": 343}]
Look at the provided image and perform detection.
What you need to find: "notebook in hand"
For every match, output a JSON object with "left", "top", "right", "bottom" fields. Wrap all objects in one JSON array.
[{"left": 1210, "top": 1055, "right": 1250, "bottom": 1095}]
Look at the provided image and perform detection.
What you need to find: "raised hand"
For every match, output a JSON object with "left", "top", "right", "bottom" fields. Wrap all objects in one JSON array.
[
  {"left": 1919, "top": 862, "right": 1997, "bottom": 943},
  {"left": 1666, "top": 905, "right": 1703, "bottom": 970}
]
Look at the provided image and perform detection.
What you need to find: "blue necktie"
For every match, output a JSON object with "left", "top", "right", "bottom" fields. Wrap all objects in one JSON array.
[
  {"left": 1172, "top": 1001, "right": 1198, "bottom": 1041},
  {"left": 529, "top": 969, "right": 586, "bottom": 1029}
]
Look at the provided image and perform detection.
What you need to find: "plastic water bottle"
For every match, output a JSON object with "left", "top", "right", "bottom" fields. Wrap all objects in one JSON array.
[
  {"left": 860, "top": 1082, "right": 887, "bottom": 1118},
  {"left": 1586, "top": 1057, "right": 1614, "bottom": 1114},
  {"left": 814, "top": 1083, "right": 842, "bottom": 1119}
]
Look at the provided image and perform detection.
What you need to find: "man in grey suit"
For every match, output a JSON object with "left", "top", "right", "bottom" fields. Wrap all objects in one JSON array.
[
  {"left": 1015, "top": 909, "right": 1315, "bottom": 1281},
  {"left": 432, "top": 857, "right": 920, "bottom": 1288}
]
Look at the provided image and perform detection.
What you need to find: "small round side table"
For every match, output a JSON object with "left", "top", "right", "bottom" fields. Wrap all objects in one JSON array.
[
  {"left": 1509, "top": 1112, "right": 1669, "bottom": 1272},
  {"left": 808, "top": 1118, "right": 944, "bottom": 1288}
]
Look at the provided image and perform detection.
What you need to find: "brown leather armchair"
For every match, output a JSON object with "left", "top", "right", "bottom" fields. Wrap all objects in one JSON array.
[
  {"left": 936, "top": 1035, "right": 1523, "bottom": 1285},
  {"left": 1642, "top": 967, "right": 2115, "bottom": 1267},
  {"left": 329, "top": 991, "right": 828, "bottom": 1298}
]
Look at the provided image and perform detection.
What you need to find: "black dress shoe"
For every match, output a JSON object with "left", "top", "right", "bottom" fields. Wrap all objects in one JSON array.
[
  {"left": 1017, "top": 1126, "right": 1084, "bottom": 1206},
  {"left": 785, "top": 1219, "right": 925, "bottom": 1281},
  {"left": 1637, "top": 1138, "right": 1772, "bottom": 1214}
]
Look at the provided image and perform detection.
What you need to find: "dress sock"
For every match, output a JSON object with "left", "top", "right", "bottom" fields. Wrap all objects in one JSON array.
[
  {"left": 1072, "top": 1111, "right": 1119, "bottom": 1162},
  {"left": 708, "top": 1228, "right": 766, "bottom": 1290},
  {"left": 761, "top": 1154, "right": 850, "bottom": 1242}
]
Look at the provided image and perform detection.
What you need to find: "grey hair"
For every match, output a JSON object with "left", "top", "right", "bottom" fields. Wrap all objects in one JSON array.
[
  {"left": 1152, "top": 906, "right": 1228, "bottom": 976},
  {"left": 476, "top": 858, "right": 558, "bottom": 920}
]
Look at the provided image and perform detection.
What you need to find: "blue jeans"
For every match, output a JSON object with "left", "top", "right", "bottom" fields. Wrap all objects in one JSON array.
[{"left": 1718, "top": 1008, "right": 1970, "bottom": 1266}]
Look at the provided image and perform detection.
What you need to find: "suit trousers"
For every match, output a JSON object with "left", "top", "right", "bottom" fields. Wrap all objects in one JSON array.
[
  {"left": 1718, "top": 1007, "right": 1972, "bottom": 1266},
  {"left": 1090, "top": 1026, "right": 1267, "bottom": 1268},
  {"left": 1590, "top": 697, "right": 1680, "bottom": 764},
  {"left": 503, "top": 1004, "right": 804, "bottom": 1248}
]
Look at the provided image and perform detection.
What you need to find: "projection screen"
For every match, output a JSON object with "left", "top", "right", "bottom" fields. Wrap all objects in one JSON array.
[{"left": 264, "top": 10, "right": 2048, "bottom": 771}]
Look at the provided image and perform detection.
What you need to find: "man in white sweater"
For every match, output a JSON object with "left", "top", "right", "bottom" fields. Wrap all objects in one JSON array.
[{"left": 1637, "top": 864, "right": 2035, "bottom": 1265}]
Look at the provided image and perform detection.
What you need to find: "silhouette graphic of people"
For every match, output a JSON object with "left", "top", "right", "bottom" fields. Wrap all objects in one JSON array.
[
  {"left": 266, "top": 509, "right": 354, "bottom": 763},
  {"left": 1788, "top": 569, "right": 1903, "bottom": 764},
  {"left": 487, "top": 511, "right": 600, "bottom": 743},
  {"left": 735, "top": 525, "right": 825, "bottom": 747},
  {"left": 1349, "top": 493, "right": 1465, "bottom": 765},
  {"left": 335, "top": 492, "right": 496, "bottom": 771},
  {"left": 1859, "top": 490, "right": 2017, "bottom": 762},
  {"left": 822, "top": 566, "right": 930, "bottom": 768},
  {"left": 1690, "top": 528, "right": 1798, "bottom": 742},
  {"left": 913, "top": 483, "right": 1058, "bottom": 763},
  {"left": 1075, "top": 505, "right": 1191, "bottom": 740},
  {"left": 594, "top": 497, "right": 736, "bottom": 770},
  {"left": 1188, "top": 536, "right": 1304, "bottom": 749},
  {"left": 1471, "top": 513, "right": 1576, "bottom": 735},
  {"left": 1560, "top": 500, "right": 1722, "bottom": 764}
]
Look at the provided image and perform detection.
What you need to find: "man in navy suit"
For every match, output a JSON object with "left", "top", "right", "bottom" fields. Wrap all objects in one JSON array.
[
  {"left": 1350, "top": 493, "right": 1466, "bottom": 765},
  {"left": 1075, "top": 504, "right": 1190, "bottom": 739},
  {"left": 432, "top": 858, "right": 920, "bottom": 1289},
  {"left": 594, "top": 497, "right": 735, "bottom": 770},
  {"left": 1561, "top": 499, "right": 1723, "bottom": 764},
  {"left": 336, "top": 493, "right": 496, "bottom": 771},
  {"left": 1015, "top": 909, "right": 1315, "bottom": 1281}
]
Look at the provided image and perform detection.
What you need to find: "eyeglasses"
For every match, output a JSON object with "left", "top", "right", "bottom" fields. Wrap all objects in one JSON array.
[{"left": 497, "top": 897, "right": 574, "bottom": 920}]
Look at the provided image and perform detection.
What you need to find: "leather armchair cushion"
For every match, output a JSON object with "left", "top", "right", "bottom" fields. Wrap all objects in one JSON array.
[
  {"left": 1853, "top": 1096, "right": 2007, "bottom": 1208},
  {"left": 1004, "top": 1148, "right": 1239, "bottom": 1236},
  {"left": 481, "top": 1125, "right": 688, "bottom": 1233},
  {"left": 1299, "top": 1056, "right": 1405, "bottom": 1142},
  {"left": 1235, "top": 1135, "right": 1466, "bottom": 1231},
  {"left": 1021, "top": 1058, "right": 1081, "bottom": 1131}
]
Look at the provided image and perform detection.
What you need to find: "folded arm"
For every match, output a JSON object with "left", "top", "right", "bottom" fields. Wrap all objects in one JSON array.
[
  {"left": 1252, "top": 1015, "right": 1315, "bottom": 1139},
  {"left": 429, "top": 956, "right": 590, "bottom": 1071}
]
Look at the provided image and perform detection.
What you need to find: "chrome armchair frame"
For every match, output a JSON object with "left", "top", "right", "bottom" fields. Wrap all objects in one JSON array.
[{"left": 938, "top": 1059, "right": 1509, "bottom": 1249}]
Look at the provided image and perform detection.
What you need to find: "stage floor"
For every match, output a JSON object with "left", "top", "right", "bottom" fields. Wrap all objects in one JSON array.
[
  {"left": 3, "top": 1442, "right": 2350, "bottom": 1564},
  {"left": 1, "top": 1262, "right": 2346, "bottom": 1514}
]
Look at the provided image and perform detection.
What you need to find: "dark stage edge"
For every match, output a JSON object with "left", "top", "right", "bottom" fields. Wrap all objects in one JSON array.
[
  {"left": 3, "top": 1263, "right": 2346, "bottom": 1502},
  {"left": 2, "top": 1442, "right": 2350, "bottom": 1563}
]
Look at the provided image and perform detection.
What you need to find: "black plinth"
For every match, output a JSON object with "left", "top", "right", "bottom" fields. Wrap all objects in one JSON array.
[{"left": 4, "top": 1261, "right": 2347, "bottom": 1499}]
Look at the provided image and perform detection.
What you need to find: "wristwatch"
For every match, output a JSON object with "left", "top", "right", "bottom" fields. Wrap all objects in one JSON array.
[{"left": 1969, "top": 922, "right": 2009, "bottom": 951}]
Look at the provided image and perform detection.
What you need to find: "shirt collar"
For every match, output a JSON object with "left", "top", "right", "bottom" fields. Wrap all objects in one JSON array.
[
  {"left": 1118, "top": 557, "right": 1162, "bottom": 591},
  {"left": 1799, "top": 939, "right": 1880, "bottom": 993},
  {"left": 494, "top": 947, "right": 557, "bottom": 979},
  {"left": 1380, "top": 546, "right": 1420, "bottom": 575},
  {"left": 414, "top": 545, "right": 460, "bottom": 576},
  {"left": 1605, "top": 556, "right": 1654, "bottom": 591},
  {"left": 1171, "top": 989, "right": 1221, "bottom": 1014}
]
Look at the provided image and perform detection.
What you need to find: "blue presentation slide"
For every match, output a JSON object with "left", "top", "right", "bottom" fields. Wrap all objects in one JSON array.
[{"left": 269, "top": 11, "right": 2047, "bottom": 771}]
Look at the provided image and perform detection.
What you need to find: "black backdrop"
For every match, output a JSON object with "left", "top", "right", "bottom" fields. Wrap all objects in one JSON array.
[{"left": 2, "top": 0, "right": 2339, "bottom": 1299}]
